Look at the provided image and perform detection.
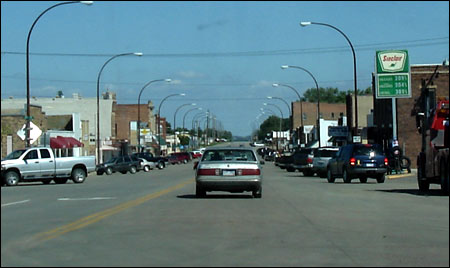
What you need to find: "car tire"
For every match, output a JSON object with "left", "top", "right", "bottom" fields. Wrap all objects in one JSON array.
[
  {"left": 72, "top": 168, "right": 86, "bottom": 183},
  {"left": 143, "top": 165, "right": 150, "bottom": 172},
  {"left": 253, "top": 189, "right": 262, "bottom": 198},
  {"left": 327, "top": 168, "right": 335, "bottom": 183},
  {"left": 130, "top": 166, "right": 137, "bottom": 174},
  {"left": 376, "top": 174, "right": 386, "bottom": 183},
  {"left": 303, "top": 170, "right": 314, "bottom": 177},
  {"left": 157, "top": 162, "right": 165, "bottom": 169},
  {"left": 343, "top": 169, "right": 352, "bottom": 183},
  {"left": 106, "top": 167, "right": 113, "bottom": 175},
  {"left": 359, "top": 177, "right": 368, "bottom": 183},
  {"left": 97, "top": 171, "right": 104, "bottom": 175},
  {"left": 196, "top": 185, "right": 206, "bottom": 197},
  {"left": 286, "top": 167, "right": 295, "bottom": 172},
  {"left": 5, "top": 170, "right": 20, "bottom": 186}
]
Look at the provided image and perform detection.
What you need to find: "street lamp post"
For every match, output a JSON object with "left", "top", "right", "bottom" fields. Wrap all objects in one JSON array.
[
  {"left": 96, "top": 52, "right": 143, "bottom": 164},
  {"left": 137, "top": 79, "right": 171, "bottom": 152},
  {"left": 264, "top": 103, "right": 283, "bottom": 150},
  {"left": 300, "top": 21, "right": 358, "bottom": 137},
  {"left": 183, "top": 107, "right": 202, "bottom": 149},
  {"left": 267, "top": 96, "right": 292, "bottom": 147},
  {"left": 25, "top": 1, "right": 93, "bottom": 148},
  {"left": 272, "top": 83, "right": 304, "bottom": 146},
  {"left": 173, "top": 103, "right": 196, "bottom": 152},
  {"left": 281, "top": 65, "right": 321, "bottom": 147},
  {"left": 157, "top": 93, "right": 185, "bottom": 156}
]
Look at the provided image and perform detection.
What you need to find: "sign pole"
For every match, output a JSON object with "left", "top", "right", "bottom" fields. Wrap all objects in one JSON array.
[{"left": 392, "top": 98, "right": 397, "bottom": 140}]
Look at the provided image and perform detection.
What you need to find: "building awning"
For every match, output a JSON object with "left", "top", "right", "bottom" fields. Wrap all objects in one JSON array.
[{"left": 50, "top": 136, "right": 83, "bottom": 149}]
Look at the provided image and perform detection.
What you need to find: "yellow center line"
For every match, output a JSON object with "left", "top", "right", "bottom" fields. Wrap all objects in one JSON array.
[{"left": 34, "top": 179, "right": 194, "bottom": 242}]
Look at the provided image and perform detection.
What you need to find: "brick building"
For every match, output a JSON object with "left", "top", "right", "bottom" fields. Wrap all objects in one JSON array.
[{"left": 372, "top": 63, "right": 449, "bottom": 168}]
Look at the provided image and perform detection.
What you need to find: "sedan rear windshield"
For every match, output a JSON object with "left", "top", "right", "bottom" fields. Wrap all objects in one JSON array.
[{"left": 202, "top": 150, "right": 256, "bottom": 162}]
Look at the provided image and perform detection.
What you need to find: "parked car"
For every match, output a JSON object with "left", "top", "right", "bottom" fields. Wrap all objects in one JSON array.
[
  {"left": 132, "top": 152, "right": 166, "bottom": 169},
  {"left": 96, "top": 155, "right": 140, "bottom": 175},
  {"left": 1, "top": 147, "right": 95, "bottom": 186},
  {"left": 191, "top": 150, "right": 203, "bottom": 159},
  {"left": 327, "top": 144, "right": 388, "bottom": 183},
  {"left": 171, "top": 152, "right": 191, "bottom": 163},
  {"left": 136, "top": 157, "right": 156, "bottom": 172},
  {"left": 195, "top": 147, "right": 264, "bottom": 198},
  {"left": 291, "top": 148, "right": 315, "bottom": 176},
  {"left": 312, "top": 147, "right": 339, "bottom": 178},
  {"left": 167, "top": 154, "right": 181, "bottom": 165}
]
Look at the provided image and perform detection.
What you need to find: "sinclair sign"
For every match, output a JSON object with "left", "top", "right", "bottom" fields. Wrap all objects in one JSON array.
[{"left": 375, "top": 50, "right": 411, "bottom": 99}]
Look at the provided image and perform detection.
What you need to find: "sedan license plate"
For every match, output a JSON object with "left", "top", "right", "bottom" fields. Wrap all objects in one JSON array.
[
  {"left": 365, "top": 163, "right": 375, "bottom": 167},
  {"left": 222, "top": 170, "right": 236, "bottom": 176}
]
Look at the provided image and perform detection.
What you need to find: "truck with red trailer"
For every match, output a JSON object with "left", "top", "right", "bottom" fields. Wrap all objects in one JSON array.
[{"left": 415, "top": 86, "right": 449, "bottom": 194}]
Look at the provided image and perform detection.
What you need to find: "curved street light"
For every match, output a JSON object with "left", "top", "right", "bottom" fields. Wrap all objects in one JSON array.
[
  {"left": 25, "top": 1, "right": 93, "bottom": 148},
  {"left": 173, "top": 103, "right": 196, "bottom": 152},
  {"left": 300, "top": 21, "right": 358, "bottom": 136},
  {"left": 137, "top": 78, "right": 171, "bottom": 152},
  {"left": 96, "top": 52, "right": 143, "bottom": 164},
  {"left": 272, "top": 83, "right": 304, "bottom": 146},
  {"left": 157, "top": 93, "right": 185, "bottom": 156},
  {"left": 281, "top": 65, "right": 321, "bottom": 147}
]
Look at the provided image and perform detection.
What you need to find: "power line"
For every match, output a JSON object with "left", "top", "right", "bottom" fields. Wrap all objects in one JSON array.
[{"left": 1, "top": 37, "right": 448, "bottom": 58}]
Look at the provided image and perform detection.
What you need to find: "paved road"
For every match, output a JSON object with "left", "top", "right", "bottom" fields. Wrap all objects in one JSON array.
[{"left": 1, "top": 147, "right": 449, "bottom": 267}]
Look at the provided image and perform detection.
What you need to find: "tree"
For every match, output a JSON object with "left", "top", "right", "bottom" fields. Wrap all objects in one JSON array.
[
  {"left": 257, "top": 115, "right": 290, "bottom": 141},
  {"left": 302, "top": 86, "right": 372, "bottom": 103}
]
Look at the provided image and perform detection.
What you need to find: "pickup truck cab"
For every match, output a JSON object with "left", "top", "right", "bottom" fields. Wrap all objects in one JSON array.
[{"left": 1, "top": 147, "right": 96, "bottom": 186}]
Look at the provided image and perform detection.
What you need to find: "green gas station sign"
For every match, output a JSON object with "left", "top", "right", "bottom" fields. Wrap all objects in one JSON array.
[{"left": 375, "top": 50, "right": 411, "bottom": 99}]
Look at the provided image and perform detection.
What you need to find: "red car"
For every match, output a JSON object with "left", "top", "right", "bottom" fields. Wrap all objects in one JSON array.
[{"left": 170, "top": 152, "right": 191, "bottom": 164}]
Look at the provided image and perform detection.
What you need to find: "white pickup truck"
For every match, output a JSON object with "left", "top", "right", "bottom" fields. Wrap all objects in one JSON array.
[{"left": 1, "top": 147, "right": 96, "bottom": 186}]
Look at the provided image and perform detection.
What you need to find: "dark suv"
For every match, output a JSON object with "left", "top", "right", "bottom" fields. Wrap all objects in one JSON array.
[
  {"left": 96, "top": 155, "right": 141, "bottom": 175},
  {"left": 327, "top": 144, "right": 388, "bottom": 183}
]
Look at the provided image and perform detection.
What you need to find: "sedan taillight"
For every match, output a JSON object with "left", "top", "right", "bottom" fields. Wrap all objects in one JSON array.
[
  {"left": 197, "top": 168, "right": 220, "bottom": 176},
  {"left": 384, "top": 157, "right": 389, "bottom": 166},
  {"left": 349, "top": 157, "right": 356, "bottom": 166},
  {"left": 237, "top": 169, "right": 261, "bottom": 176}
]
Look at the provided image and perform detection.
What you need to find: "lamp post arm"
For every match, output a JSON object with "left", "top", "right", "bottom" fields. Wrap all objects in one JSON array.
[
  {"left": 309, "top": 21, "right": 357, "bottom": 133},
  {"left": 26, "top": 1, "right": 81, "bottom": 147}
]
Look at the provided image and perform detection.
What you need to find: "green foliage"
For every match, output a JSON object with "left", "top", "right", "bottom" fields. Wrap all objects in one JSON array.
[
  {"left": 302, "top": 86, "right": 373, "bottom": 103},
  {"left": 257, "top": 116, "right": 290, "bottom": 140}
]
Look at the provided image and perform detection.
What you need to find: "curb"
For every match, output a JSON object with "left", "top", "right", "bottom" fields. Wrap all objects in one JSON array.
[{"left": 387, "top": 170, "right": 416, "bottom": 180}]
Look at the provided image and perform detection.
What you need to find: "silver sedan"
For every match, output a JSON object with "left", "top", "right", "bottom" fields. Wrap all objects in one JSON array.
[{"left": 195, "top": 147, "right": 263, "bottom": 198}]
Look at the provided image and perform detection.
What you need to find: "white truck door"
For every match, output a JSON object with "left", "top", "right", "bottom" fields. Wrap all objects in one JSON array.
[
  {"left": 21, "top": 149, "right": 41, "bottom": 179},
  {"left": 39, "top": 149, "right": 55, "bottom": 178}
]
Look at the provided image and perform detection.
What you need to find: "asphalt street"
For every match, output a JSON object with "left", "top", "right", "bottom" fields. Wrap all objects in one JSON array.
[{"left": 1, "top": 146, "right": 449, "bottom": 267}]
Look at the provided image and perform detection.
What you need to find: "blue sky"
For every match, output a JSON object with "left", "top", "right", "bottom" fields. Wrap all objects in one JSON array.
[{"left": 1, "top": 1, "right": 449, "bottom": 137}]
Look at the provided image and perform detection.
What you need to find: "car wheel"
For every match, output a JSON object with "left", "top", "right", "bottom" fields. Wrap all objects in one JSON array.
[
  {"left": 42, "top": 179, "right": 52, "bottom": 184},
  {"left": 143, "top": 165, "right": 150, "bottom": 172},
  {"left": 196, "top": 185, "right": 206, "bottom": 197},
  {"left": 130, "top": 166, "right": 137, "bottom": 174},
  {"left": 303, "top": 170, "right": 314, "bottom": 177},
  {"left": 106, "top": 167, "right": 113, "bottom": 175},
  {"left": 72, "top": 168, "right": 86, "bottom": 183},
  {"left": 343, "top": 169, "right": 352, "bottom": 183},
  {"left": 286, "top": 167, "right": 295, "bottom": 172},
  {"left": 376, "top": 174, "right": 386, "bottom": 183},
  {"left": 359, "top": 177, "right": 368, "bottom": 183},
  {"left": 252, "top": 189, "right": 262, "bottom": 198},
  {"left": 5, "top": 171, "right": 20, "bottom": 186},
  {"left": 327, "top": 168, "right": 335, "bottom": 183},
  {"left": 97, "top": 171, "right": 104, "bottom": 175}
]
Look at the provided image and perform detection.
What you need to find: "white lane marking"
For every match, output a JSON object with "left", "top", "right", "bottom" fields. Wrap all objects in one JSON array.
[
  {"left": 57, "top": 197, "right": 117, "bottom": 201},
  {"left": 1, "top": 199, "right": 30, "bottom": 207}
]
